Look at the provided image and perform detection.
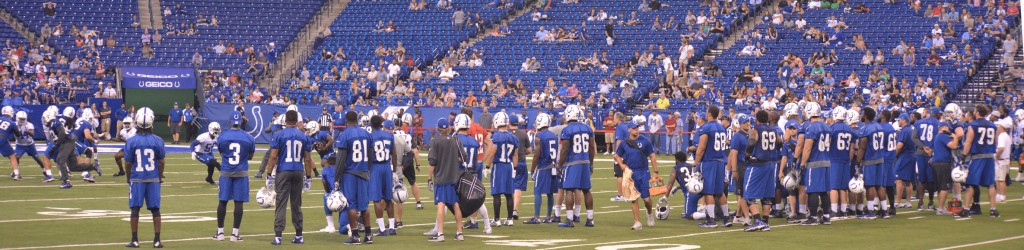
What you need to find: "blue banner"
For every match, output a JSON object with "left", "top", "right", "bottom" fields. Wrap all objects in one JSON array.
[{"left": 121, "top": 67, "right": 196, "bottom": 89}]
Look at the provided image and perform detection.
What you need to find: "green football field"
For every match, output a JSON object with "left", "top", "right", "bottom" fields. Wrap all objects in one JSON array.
[{"left": 2, "top": 148, "right": 1024, "bottom": 250}]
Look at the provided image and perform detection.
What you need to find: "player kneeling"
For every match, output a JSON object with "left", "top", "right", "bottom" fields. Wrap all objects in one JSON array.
[{"left": 192, "top": 123, "right": 223, "bottom": 185}]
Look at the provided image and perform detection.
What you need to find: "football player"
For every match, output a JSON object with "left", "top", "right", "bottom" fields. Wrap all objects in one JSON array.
[
  {"left": 74, "top": 108, "right": 102, "bottom": 180},
  {"left": 611, "top": 112, "right": 629, "bottom": 202},
  {"left": 212, "top": 112, "right": 256, "bottom": 242},
  {"left": 255, "top": 111, "right": 285, "bottom": 179},
  {"left": 881, "top": 110, "right": 900, "bottom": 216},
  {"left": 663, "top": 151, "right": 704, "bottom": 220},
  {"left": 828, "top": 107, "right": 854, "bottom": 218},
  {"left": 397, "top": 114, "right": 424, "bottom": 210},
  {"left": 14, "top": 111, "right": 54, "bottom": 181},
  {"left": 958, "top": 105, "right": 999, "bottom": 218},
  {"left": 615, "top": 120, "right": 659, "bottom": 230},
  {"left": 1, "top": 106, "right": 24, "bottom": 180},
  {"left": 781, "top": 120, "right": 802, "bottom": 222},
  {"left": 368, "top": 115, "right": 398, "bottom": 236},
  {"left": 728, "top": 115, "right": 751, "bottom": 225},
  {"left": 914, "top": 107, "right": 944, "bottom": 210},
  {"left": 123, "top": 107, "right": 166, "bottom": 248},
  {"left": 461, "top": 108, "right": 488, "bottom": 227},
  {"left": 451, "top": 114, "right": 493, "bottom": 234},
  {"left": 392, "top": 119, "right": 420, "bottom": 227},
  {"left": 694, "top": 106, "right": 730, "bottom": 228},
  {"left": 509, "top": 115, "right": 532, "bottom": 221},
  {"left": 894, "top": 113, "right": 919, "bottom": 209},
  {"left": 485, "top": 111, "right": 519, "bottom": 227},
  {"left": 51, "top": 108, "right": 99, "bottom": 189},
  {"left": 744, "top": 110, "right": 782, "bottom": 231},
  {"left": 335, "top": 111, "right": 373, "bottom": 245},
  {"left": 857, "top": 107, "right": 890, "bottom": 219},
  {"left": 265, "top": 110, "right": 315, "bottom": 245},
  {"left": 526, "top": 114, "right": 558, "bottom": 225},
  {"left": 799, "top": 102, "right": 833, "bottom": 225},
  {"left": 556, "top": 105, "right": 596, "bottom": 228},
  {"left": 191, "top": 122, "right": 223, "bottom": 185},
  {"left": 114, "top": 117, "right": 138, "bottom": 177}
]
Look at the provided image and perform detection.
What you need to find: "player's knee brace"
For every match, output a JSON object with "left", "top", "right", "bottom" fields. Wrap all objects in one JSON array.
[
  {"left": 745, "top": 198, "right": 759, "bottom": 205},
  {"left": 761, "top": 198, "right": 774, "bottom": 206}
]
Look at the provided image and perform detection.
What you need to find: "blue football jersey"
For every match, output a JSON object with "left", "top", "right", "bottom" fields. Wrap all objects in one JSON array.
[
  {"left": 74, "top": 118, "right": 94, "bottom": 144},
  {"left": 0, "top": 116, "right": 15, "bottom": 141},
  {"left": 883, "top": 122, "right": 898, "bottom": 160},
  {"left": 491, "top": 131, "right": 519, "bottom": 164},
  {"left": 915, "top": 117, "right": 941, "bottom": 149},
  {"left": 968, "top": 120, "right": 997, "bottom": 155},
  {"left": 216, "top": 129, "right": 256, "bottom": 172},
  {"left": 861, "top": 122, "right": 886, "bottom": 162},
  {"left": 804, "top": 121, "right": 832, "bottom": 163},
  {"left": 456, "top": 134, "right": 480, "bottom": 170},
  {"left": 370, "top": 130, "right": 395, "bottom": 164},
  {"left": 931, "top": 132, "right": 954, "bottom": 163},
  {"left": 124, "top": 133, "right": 166, "bottom": 180},
  {"left": 696, "top": 122, "right": 728, "bottom": 162},
  {"left": 729, "top": 131, "right": 749, "bottom": 165},
  {"left": 897, "top": 125, "right": 917, "bottom": 157},
  {"left": 270, "top": 127, "right": 312, "bottom": 172},
  {"left": 559, "top": 123, "right": 593, "bottom": 166},
  {"left": 829, "top": 122, "right": 856, "bottom": 162},
  {"left": 336, "top": 125, "right": 371, "bottom": 172},
  {"left": 535, "top": 130, "right": 559, "bottom": 168},
  {"left": 751, "top": 124, "right": 782, "bottom": 161},
  {"left": 313, "top": 130, "right": 335, "bottom": 157}
]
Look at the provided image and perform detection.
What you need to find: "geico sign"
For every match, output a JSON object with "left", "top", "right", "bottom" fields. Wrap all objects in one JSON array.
[{"left": 139, "top": 81, "right": 182, "bottom": 88}]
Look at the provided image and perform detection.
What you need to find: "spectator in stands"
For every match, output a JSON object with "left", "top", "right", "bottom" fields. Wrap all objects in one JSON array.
[
  {"left": 927, "top": 50, "right": 942, "bottom": 66},
  {"left": 142, "top": 44, "right": 155, "bottom": 58},
  {"left": 439, "top": 65, "right": 458, "bottom": 80},
  {"left": 453, "top": 7, "right": 466, "bottom": 30},
  {"left": 103, "top": 84, "right": 117, "bottom": 98},
  {"left": 903, "top": 46, "right": 916, "bottom": 65},
  {"left": 212, "top": 41, "right": 226, "bottom": 54},
  {"left": 191, "top": 52, "right": 203, "bottom": 66},
  {"left": 141, "top": 29, "right": 151, "bottom": 45},
  {"left": 42, "top": 2, "right": 57, "bottom": 16}
]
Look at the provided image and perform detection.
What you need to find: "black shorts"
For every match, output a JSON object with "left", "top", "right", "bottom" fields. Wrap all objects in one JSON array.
[
  {"left": 932, "top": 162, "right": 953, "bottom": 191},
  {"left": 614, "top": 163, "right": 624, "bottom": 178},
  {"left": 734, "top": 164, "right": 747, "bottom": 196},
  {"left": 169, "top": 122, "right": 180, "bottom": 133},
  {"left": 402, "top": 153, "right": 416, "bottom": 184}
]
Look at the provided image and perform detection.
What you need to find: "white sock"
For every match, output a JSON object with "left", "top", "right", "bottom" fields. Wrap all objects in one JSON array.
[
  {"left": 554, "top": 204, "right": 561, "bottom": 218},
  {"left": 858, "top": 204, "right": 866, "bottom": 211},
  {"left": 800, "top": 204, "right": 808, "bottom": 214},
  {"left": 376, "top": 218, "right": 385, "bottom": 231},
  {"left": 831, "top": 204, "right": 838, "bottom": 213},
  {"left": 574, "top": 204, "right": 582, "bottom": 216},
  {"left": 217, "top": 227, "right": 223, "bottom": 234},
  {"left": 326, "top": 215, "right": 334, "bottom": 228},
  {"left": 775, "top": 204, "right": 783, "bottom": 210},
  {"left": 478, "top": 205, "right": 491, "bottom": 228},
  {"left": 880, "top": 200, "right": 888, "bottom": 210},
  {"left": 388, "top": 218, "right": 395, "bottom": 229},
  {"left": 566, "top": 210, "right": 575, "bottom": 220},
  {"left": 841, "top": 204, "right": 848, "bottom": 212},
  {"left": 232, "top": 228, "right": 239, "bottom": 236},
  {"left": 13, "top": 170, "right": 19, "bottom": 175},
  {"left": 45, "top": 170, "right": 52, "bottom": 176},
  {"left": 587, "top": 209, "right": 593, "bottom": 220},
  {"left": 873, "top": 197, "right": 880, "bottom": 204},
  {"left": 719, "top": 205, "right": 729, "bottom": 216},
  {"left": 81, "top": 171, "right": 88, "bottom": 177},
  {"left": 706, "top": 205, "right": 717, "bottom": 218},
  {"left": 867, "top": 200, "right": 877, "bottom": 211}
]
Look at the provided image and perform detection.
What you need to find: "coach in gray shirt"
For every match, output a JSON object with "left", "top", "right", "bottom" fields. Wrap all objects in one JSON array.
[
  {"left": 427, "top": 117, "right": 466, "bottom": 241},
  {"left": 478, "top": 107, "right": 493, "bottom": 130}
]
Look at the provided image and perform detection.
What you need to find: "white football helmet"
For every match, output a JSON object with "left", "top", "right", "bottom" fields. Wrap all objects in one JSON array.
[
  {"left": 804, "top": 102, "right": 821, "bottom": 118},
  {"left": 564, "top": 105, "right": 585, "bottom": 122},
  {"left": 366, "top": 109, "right": 379, "bottom": 119},
  {"left": 1015, "top": 109, "right": 1024, "bottom": 122},
  {"left": 782, "top": 170, "right": 799, "bottom": 191},
  {"left": 386, "top": 112, "right": 398, "bottom": 123},
  {"left": 123, "top": 117, "right": 134, "bottom": 127},
  {"left": 493, "top": 111, "right": 510, "bottom": 127},
  {"left": 945, "top": 103, "right": 963, "bottom": 122},
  {"left": 845, "top": 109, "right": 860, "bottom": 124},
  {"left": 15, "top": 111, "right": 27, "bottom": 124},
  {"left": 287, "top": 104, "right": 299, "bottom": 112},
  {"left": 655, "top": 196, "right": 671, "bottom": 220},
  {"left": 848, "top": 174, "right": 865, "bottom": 194},
  {"left": 135, "top": 107, "right": 156, "bottom": 129},
  {"left": 80, "top": 108, "right": 94, "bottom": 120},
  {"left": 535, "top": 113, "right": 551, "bottom": 130},
  {"left": 305, "top": 121, "right": 319, "bottom": 135},
  {"left": 401, "top": 113, "right": 413, "bottom": 125},
  {"left": 208, "top": 122, "right": 222, "bottom": 138},
  {"left": 951, "top": 164, "right": 969, "bottom": 183},
  {"left": 46, "top": 105, "right": 59, "bottom": 115},
  {"left": 256, "top": 186, "right": 277, "bottom": 208},
  {"left": 393, "top": 184, "right": 409, "bottom": 204},
  {"left": 685, "top": 172, "right": 704, "bottom": 194},
  {"left": 326, "top": 191, "right": 348, "bottom": 212},
  {"left": 42, "top": 109, "right": 57, "bottom": 124},
  {"left": 359, "top": 115, "right": 371, "bottom": 127},
  {"left": 453, "top": 114, "right": 472, "bottom": 130},
  {"left": 1, "top": 106, "right": 13, "bottom": 117},
  {"left": 784, "top": 103, "right": 800, "bottom": 117},
  {"left": 761, "top": 101, "right": 777, "bottom": 111},
  {"left": 62, "top": 107, "right": 75, "bottom": 118},
  {"left": 831, "top": 106, "right": 847, "bottom": 121}
]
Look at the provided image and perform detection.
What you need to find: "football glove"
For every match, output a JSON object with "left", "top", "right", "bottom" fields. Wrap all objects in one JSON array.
[
  {"left": 659, "top": 196, "right": 669, "bottom": 204},
  {"left": 483, "top": 166, "right": 491, "bottom": 179},
  {"left": 191, "top": 152, "right": 197, "bottom": 161},
  {"left": 303, "top": 177, "right": 312, "bottom": 192},
  {"left": 266, "top": 175, "right": 275, "bottom": 189}
]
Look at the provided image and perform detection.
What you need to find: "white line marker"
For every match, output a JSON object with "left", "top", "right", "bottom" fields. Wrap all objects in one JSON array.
[
  {"left": 1004, "top": 218, "right": 1019, "bottom": 222},
  {"left": 932, "top": 234, "right": 1024, "bottom": 250},
  {"left": 908, "top": 216, "right": 924, "bottom": 220},
  {"left": 955, "top": 218, "right": 972, "bottom": 221}
]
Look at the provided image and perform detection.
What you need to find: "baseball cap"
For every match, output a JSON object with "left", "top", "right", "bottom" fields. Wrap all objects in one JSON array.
[
  {"left": 509, "top": 114, "right": 520, "bottom": 125},
  {"left": 997, "top": 119, "right": 1013, "bottom": 129},
  {"left": 897, "top": 113, "right": 910, "bottom": 122},
  {"left": 737, "top": 114, "right": 751, "bottom": 125},
  {"left": 627, "top": 121, "right": 641, "bottom": 129},
  {"left": 695, "top": 112, "right": 706, "bottom": 119},
  {"left": 383, "top": 120, "right": 395, "bottom": 130},
  {"left": 174, "top": 102, "right": 179, "bottom": 106},
  {"left": 929, "top": 107, "right": 941, "bottom": 115},
  {"left": 437, "top": 117, "right": 450, "bottom": 129},
  {"left": 785, "top": 120, "right": 799, "bottom": 129},
  {"left": 229, "top": 111, "right": 243, "bottom": 126}
]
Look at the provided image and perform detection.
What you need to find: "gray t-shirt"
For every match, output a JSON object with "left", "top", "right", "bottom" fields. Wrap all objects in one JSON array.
[
  {"left": 513, "top": 128, "right": 531, "bottom": 165},
  {"left": 428, "top": 134, "right": 465, "bottom": 185},
  {"left": 478, "top": 113, "right": 493, "bottom": 130}
]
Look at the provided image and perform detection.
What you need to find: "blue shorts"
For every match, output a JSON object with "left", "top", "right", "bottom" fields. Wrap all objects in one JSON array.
[
  {"left": 743, "top": 163, "right": 776, "bottom": 199},
  {"left": 829, "top": 160, "right": 851, "bottom": 190},
  {"left": 491, "top": 163, "right": 514, "bottom": 195},
  {"left": 1013, "top": 146, "right": 1023, "bottom": 162},
  {"left": 561, "top": 164, "right": 592, "bottom": 190},
  {"left": 196, "top": 153, "right": 216, "bottom": 165},
  {"left": 533, "top": 168, "right": 557, "bottom": 195},
  {"left": 75, "top": 142, "right": 88, "bottom": 155},
  {"left": 45, "top": 142, "right": 55, "bottom": 158},
  {"left": 966, "top": 158, "right": 995, "bottom": 187},
  {"left": 683, "top": 191, "right": 702, "bottom": 219},
  {"left": 884, "top": 160, "right": 896, "bottom": 187},
  {"left": 321, "top": 151, "right": 335, "bottom": 160},
  {"left": 15, "top": 145, "right": 39, "bottom": 157},
  {"left": 804, "top": 167, "right": 830, "bottom": 193},
  {"left": 342, "top": 173, "right": 369, "bottom": 211},
  {"left": 895, "top": 158, "right": 916, "bottom": 181},
  {"left": 218, "top": 176, "right": 250, "bottom": 202},
  {"left": 128, "top": 182, "right": 161, "bottom": 209},
  {"left": 322, "top": 166, "right": 336, "bottom": 189},
  {"left": 0, "top": 142, "right": 15, "bottom": 157},
  {"left": 916, "top": 156, "right": 934, "bottom": 183},
  {"left": 699, "top": 161, "right": 725, "bottom": 195},
  {"left": 514, "top": 163, "right": 528, "bottom": 191},
  {"left": 369, "top": 163, "right": 394, "bottom": 202},
  {"left": 863, "top": 164, "right": 884, "bottom": 186},
  {"left": 631, "top": 169, "right": 651, "bottom": 199},
  {"left": 434, "top": 183, "right": 459, "bottom": 205}
]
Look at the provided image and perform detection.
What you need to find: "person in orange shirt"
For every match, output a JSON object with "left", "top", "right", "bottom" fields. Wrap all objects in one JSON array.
[
  {"left": 666, "top": 112, "right": 678, "bottom": 153},
  {"left": 466, "top": 92, "right": 478, "bottom": 107},
  {"left": 602, "top": 112, "right": 617, "bottom": 154}
]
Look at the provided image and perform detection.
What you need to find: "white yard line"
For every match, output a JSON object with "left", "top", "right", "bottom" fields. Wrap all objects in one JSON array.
[{"left": 931, "top": 234, "right": 1024, "bottom": 250}]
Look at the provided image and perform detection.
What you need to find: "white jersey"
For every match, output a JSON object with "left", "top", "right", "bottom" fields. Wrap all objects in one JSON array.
[
  {"left": 15, "top": 122, "right": 35, "bottom": 146},
  {"left": 394, "top": 130, "right": 413, "bottom": 157},
  {"left": 119, "top": 127, "right": 137, "bottom": 141},
  {"left": 193, "top": 132, "right": 217, "bottom": 154}
]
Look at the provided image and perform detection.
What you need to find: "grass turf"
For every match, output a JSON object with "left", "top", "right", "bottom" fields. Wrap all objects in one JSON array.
[{"left": 1, "top": 150, "right": 1024, "bottom": 249}]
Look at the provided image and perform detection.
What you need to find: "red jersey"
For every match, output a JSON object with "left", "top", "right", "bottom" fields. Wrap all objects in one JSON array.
[{"left": 468, "top": 123, "right": 489, "bottom": 159}]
